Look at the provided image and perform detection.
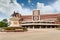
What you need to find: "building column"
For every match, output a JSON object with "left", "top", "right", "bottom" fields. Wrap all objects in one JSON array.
[
  {"left": 33, "top": 25, "right": 34, "bottom": 29},
  {"left": 32, "top": 15, "right": 34, "bottom": 21},
  {"left": 39, "top": 26, "right": 41, "bottom": 28},
  {"left": 50, "top": 26, "right": 52, "bottom": 28},
  {"left": 55, "top": 26, "right": 56, "bottom": 28},
  {"left": 25, "top": 26, "right": 26, "bottom": 28},
  {"left": 39, "top": 16, "right": 40, "bottom": 21},
  {"left": 46, "top": 26, "right": 47, "bottom": 28},
  {"left": 28, "top": 26, "right": 30, "bottom": 29}
]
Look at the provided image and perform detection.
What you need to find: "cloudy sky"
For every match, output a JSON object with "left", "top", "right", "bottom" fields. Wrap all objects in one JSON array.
[{"left": 0, "top": 0, "right": 60, "bottom": 20}]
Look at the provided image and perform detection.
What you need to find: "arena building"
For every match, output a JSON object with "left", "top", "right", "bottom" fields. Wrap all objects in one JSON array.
[{"left": 9, "top": 10, "right": 60, "bottom": 29}]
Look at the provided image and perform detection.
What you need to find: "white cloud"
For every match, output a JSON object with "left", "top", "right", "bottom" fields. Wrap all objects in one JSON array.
[
  {"left": 21, "top": 8, "right": 32, "bottom": 15},
  {"left": 37, "top": 2, "right": 44, "bottom": 9},
  {"left": 28, "top": 0, "right": 31, "bottom": 3},
  {"left": 0, "top": 0, "right": 60, "bottom": 20},
  {"left": 37, "top": 2, "right": 55, "bottom": 14},
  {"left": 21, "top": 3, "right": 24, "bottom": 6},
  {"left": 0, "top": 0, "right": 32, "bottom": 21},
  {"left": 52, "top": 0, "right": 60, "bottom": 12},
  {"left": 0, "top": 0, "right": 32, "bottom": 17},
  {"left": 37, "top": 0, "right": 60, "bottom": 14},
  {"left": 0, "top": 0, "right": 10, "bottom": 15}
]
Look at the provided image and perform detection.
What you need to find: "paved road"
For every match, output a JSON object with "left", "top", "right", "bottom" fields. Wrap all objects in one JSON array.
[{"left": 0, "top": 28, "right": 60, "bottom": 40}]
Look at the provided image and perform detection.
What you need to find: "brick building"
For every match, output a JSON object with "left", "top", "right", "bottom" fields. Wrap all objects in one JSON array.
[{"left": 9, "top": 10, "right": 60, "bottom": 28}]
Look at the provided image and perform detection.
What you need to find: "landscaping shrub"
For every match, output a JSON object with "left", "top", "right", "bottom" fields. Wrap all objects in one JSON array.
[
  {"left": 56, "top": 28, "right": 60, "bottom": 30},
  {"left": 3, "top": 27, "right": 15, "bottom": 30},
  {"left": 2, "top": 27, "right": 28, "bottom": 32}
]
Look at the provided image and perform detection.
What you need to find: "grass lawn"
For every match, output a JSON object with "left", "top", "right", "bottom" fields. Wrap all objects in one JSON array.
[{"left": 56, "top": 28, "right": 60, "bottom": 30}]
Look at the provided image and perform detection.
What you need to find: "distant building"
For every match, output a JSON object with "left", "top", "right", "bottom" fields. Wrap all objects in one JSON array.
[{"left": 9, "top": 10, "right": 60, "bottom": 28}]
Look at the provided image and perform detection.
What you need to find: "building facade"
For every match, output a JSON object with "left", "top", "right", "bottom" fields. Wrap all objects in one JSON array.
[{"left": 9, "top": 10, "right": 60, "bottom": 29}]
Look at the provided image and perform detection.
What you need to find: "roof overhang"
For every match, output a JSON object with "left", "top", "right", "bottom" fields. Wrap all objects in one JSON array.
[{"left": 20, "top": 23, "right": 60, "bottom": 26}]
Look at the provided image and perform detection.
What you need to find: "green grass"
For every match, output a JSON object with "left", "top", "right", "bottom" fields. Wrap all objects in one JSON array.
[{"left": 56, "top": 28, "right": 60, "bottom": 30}]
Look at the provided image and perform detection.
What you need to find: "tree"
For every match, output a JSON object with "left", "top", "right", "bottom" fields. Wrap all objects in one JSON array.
[
  {"left": 0, "top": 22, "right": 8, "bottom": 27},
  {"left": 0, "top": 19, "right": 8, "bottom": 28},
  {"left": 2, "top": 19, "right": 8, "bottom": 23}
]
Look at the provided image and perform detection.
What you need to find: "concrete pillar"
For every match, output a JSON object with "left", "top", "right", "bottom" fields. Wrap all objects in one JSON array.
[
  {"left": 55, "top": 26, "right": 56, "bottom": 28},
  {"left": 50, "top": 26, "right": 52, "bottom": 28},
  {"left": 33, "top": 25, "right": 34, "bottom": 29},
  {"left": 39, "top": 26, "right": 41, "bottom": 28},
  {"left": 25, "top": 26, "right": 26, "bottom": 28},
  {"left": 46, "top": 26, "right": 47, "bottom": 28},
  {"left": 39, "top": 16, "right": 40, "bottom": 21}
]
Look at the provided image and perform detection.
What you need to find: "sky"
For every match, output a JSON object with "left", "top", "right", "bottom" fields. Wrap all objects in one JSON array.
[{"left": 0, "top": 0, "right": 60, "bottom": 20}]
